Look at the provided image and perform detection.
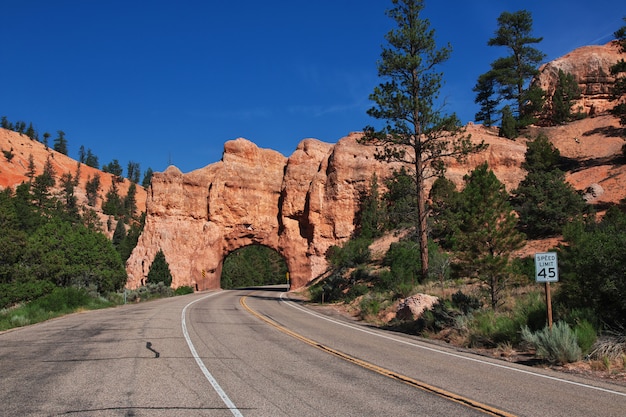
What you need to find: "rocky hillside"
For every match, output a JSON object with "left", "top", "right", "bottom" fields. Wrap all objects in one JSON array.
[{"left": 0, "top": 128, "right": 147, "bottom": 236}]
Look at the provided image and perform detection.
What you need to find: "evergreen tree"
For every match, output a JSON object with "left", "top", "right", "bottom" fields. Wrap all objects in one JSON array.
[
  {"left": 1, "top": 116, "right": 10, "bottom": 129},
  {"left": 26, "top": 154, "right": 36, "bottom": 182},
  {"left": 85, "top": 149, "right": 99, "bottom": 169},
  {"left": 59, "top": 172, "right": 79, "bottom": 221},
  {"left": 383, "top": 167, "right": 417, "bottom": 230},
  {"left": 512, "top": 134, "right": 588, "bottom": 238},
  {"left": 358, "top": 173, "right": 384, "bottom": 239},
  {"left": 127, "top": 161, "right": 140, "bottom": 184},
  {"left": 550, "top": 70, "right": 581, "bottom": 125},
  {"left": 42, "top": 132, "right": 50, "bottom": 149},
  {"left": 31, "top": 157, "right": 55, "bottom": 209},
  {"left": 141, "top": 167, "right": 154, "bottom": 188},
  {"left": 25, "top": 123, "right": 37, "bottom": 141},
  {"left": 85, "top": 174, "right": 100, "bottom": 207},
  {"left": 112, "top": 219, "right": 127, "bottom": 250},
  {"left": 123, "top": 182, "right": 137, "bottom": 219},
  {"left": 610, "top": 17, "right": 626, "bottom": 125},
  {"left": 360, "top": 0, "right": 487, "bottom": 280},
  {"left": 78, "top": 145, "right": 87, "bottom": 163},
  {"left": 102, "top": 181, "right": 123, "bottom": 216},
  {"left": 558, "top": 208, "right": 626, "bottom": 328},
  {"left": 473, "top": 71, "right": 499, "bottom": 126},
  {"left": 147, "top": 249, "right": 173, "bottom": 286},
  {"left": 53, "top": 130, "right": 68, "bottom": 155},
  {"left": 454, "top": 163, "right": 525, "bottom": 310},
  {"left": 103, "top": 159, "right": 123, "bottom": 181},
  {"left": 428, "top": 176, "right": 461, "bottom": 249},
  {"left": 500, "top": 105, "right": 517, "bottom": 139},
  {"left": 476, "top": 10, "right": 546, "bottom": 131}
]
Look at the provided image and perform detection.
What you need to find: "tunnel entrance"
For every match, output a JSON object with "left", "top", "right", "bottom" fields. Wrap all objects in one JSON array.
[{"left": 221, "top": 244, "right": 289, "bottom": 289}]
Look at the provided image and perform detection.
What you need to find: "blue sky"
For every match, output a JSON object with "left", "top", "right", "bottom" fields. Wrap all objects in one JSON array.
[{"left": 1, "top": 1, "right": 622, "bottom": 175}]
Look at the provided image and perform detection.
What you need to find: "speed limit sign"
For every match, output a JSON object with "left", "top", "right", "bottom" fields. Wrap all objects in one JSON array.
[{"left": 535, "top": 252, "right": 559, "bottom": 282}]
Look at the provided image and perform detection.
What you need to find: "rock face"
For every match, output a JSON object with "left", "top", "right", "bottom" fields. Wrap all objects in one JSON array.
[
  {"left": 126, "top": 129, "right": 528, "bottom": 290},
  {"left": 534, "top": 42, "right": 623, "bottom": 118}
]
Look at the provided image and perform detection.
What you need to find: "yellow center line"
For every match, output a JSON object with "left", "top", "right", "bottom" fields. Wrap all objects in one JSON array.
[{"left": 240, "top": 294, "right": 517, "bottom": 417}]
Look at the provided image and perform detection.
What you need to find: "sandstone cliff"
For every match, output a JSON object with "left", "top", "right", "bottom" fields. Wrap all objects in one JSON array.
[{"left": 534, "top": 41, "right": 623, "bottom": 118}]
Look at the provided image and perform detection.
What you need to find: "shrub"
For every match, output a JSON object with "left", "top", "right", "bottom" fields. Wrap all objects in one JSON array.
[
  {"left": 174, "top": 286, "right": 194, "bottom": 295},
  {"left": 573, "top": 320, "right": 597, "bottom": 356},
  {"left": 521, "top": 321, "right": 582, "bottom": 364},
  {"left": 469, "top": 310, "right": 520, "bottom": 347},
  {"left": 451, "top": 290, "right": 481, "bottom": 314}
]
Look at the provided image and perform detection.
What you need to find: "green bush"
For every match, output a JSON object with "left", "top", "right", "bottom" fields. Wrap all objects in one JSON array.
[
  {"left": 327, "top": 237, "right": 372, "bottom": 269},
  {"left": 469, "top": 310, "right": 520, "bottom": 347},
  {"left": 573, "top": 320, "right": 597, "bottom": 356},
  {"left": 174, "top": 286, "right": 194, "bottom": 295},
  {"left": 521, "top": 321, "right": 582, "bottom": 364}
]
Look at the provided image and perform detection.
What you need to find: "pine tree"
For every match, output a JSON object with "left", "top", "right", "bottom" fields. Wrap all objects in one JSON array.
[
  {"left": 360, "top": 0, "right": 486, "bottom": 280},
  {"left": 454, "top": 163, "right": 525, "bottom": 310},
  {"left": 141, "top": 167, "right": 154, "bottom": 188},
  {"left": 473, "top": 71, "right": 500, "bottom": 126},
  {"left": 512, "top": 134, "right": 589, "bottom": 238},
  {"left": 147, "top": 249, "right": 173, "bottom": 286},
  {"left": 476, "top": 10, "right": 546, "bottom": 131},
  {"left": 53, "top": 130, "right": 68, "bottom": 155},
  {"left": 85, "top": 174, "right": 100, "bottom": 207},
  {"left": 610, "top": 17, "right": 626, "bottom": 125},
  {"left": 551, "top": 70, "right": 581, "bottom": 125}
]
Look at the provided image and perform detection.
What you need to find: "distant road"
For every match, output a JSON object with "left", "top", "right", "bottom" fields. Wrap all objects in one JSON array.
[{"left": 1, "top": 286, "right": 625, "bottom": 416}]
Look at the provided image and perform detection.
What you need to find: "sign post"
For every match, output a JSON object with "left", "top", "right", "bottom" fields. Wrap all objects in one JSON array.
[{"left": 535, "top": 252, "right": 559, "bottom": 329}]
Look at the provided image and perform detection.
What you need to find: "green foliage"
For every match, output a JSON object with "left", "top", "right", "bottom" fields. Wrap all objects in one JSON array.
[
  {"left": 142, "top": 167, "right": 154, "bottom": 188},
  {"left": 326, "top": 238, "right": 372, "bottom": 269},
  {"left": 53, "top": 130, "right": 68, "bottom": 155},
  {"left": 521, "top": 133, "right": 561, "bottom": 172},
  {"left": 383, "top": 240, "right": 422, "bottom": 286},
  {"left": 557, "top": 207, "right": 626, "bottom": 329},
  {"left": 453, "top": 163, "right": 525, "bottom": 310},
  {"left": 0, "top": 287, "right": 114, "bottom": 331},
  {"left": 573, "top": 320, "right": 597, "bottom": 356},
  {"left": 521, "top": 322, "right": 582, "bottom": 364},
  {"left": 146, "top": 249, "right": 173, "bottom": 286},
  {"left": 473, "top": 71, "right": 499, "bottom": 127},
  {"left": 551, "top": 69, "right": 582, "bottom": 125},
  {"left": 361, "top": 0, "right": 487, "bottom": 281},
  {"left": 468, "top": 309, "right": 521, "bottom": 347},
  {"left": 221, "top": 245, "right": 288, "bottom": 289},
  {"left": 357, "top": 173, "right": 385, "bottom": 239},
  {"left": 499, "top": 105, "right": 517, "bottom": 139},
  {"left": 610, "top": 17, "right": 626, "bottom": 125},
  {"left": 383, "top": 167, "right": 416, "bottom": 229},
  {"left": 429, "top": 176, "right": 461, "bottom": 249},
  {"left": 482, "top": 10, "right": 546, "bottom": 129},
  {"left": 23, "top": 218, "right": 127, "bottom": 292},
  {"left": 85, "top": 174, "right": 100, "bottom": 207},
  {"left": 102, "top": 182, "right": 123, "bottom": 216},
  {"left": 102, "top": 159, "right": 123, "bottom": 180},
  {"left": 512, "top": 134, "right": 588, "bottom": 238},
  {"left": 174, "top": 286, "right": 194, "bottom": 295}
]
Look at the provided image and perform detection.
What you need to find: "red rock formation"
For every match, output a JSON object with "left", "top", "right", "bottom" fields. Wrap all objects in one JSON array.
[
  {"left": 126, "top": 128, "right": 528, "bottom": 290},
  {"left": 534, "top": 42, "right": 623, "bottom": 118}
]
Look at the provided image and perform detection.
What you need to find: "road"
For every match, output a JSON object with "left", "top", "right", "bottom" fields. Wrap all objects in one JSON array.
[{"left": 1, "top": 286, "right": 625, "bottom": 416}]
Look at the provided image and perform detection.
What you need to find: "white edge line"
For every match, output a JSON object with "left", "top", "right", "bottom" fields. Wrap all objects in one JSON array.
[
  {"left": 182, "top": 292, "right": 244, "bottom": 417},
  {"left": 280, "top": 293, "right": 626, "bottom": 398}
]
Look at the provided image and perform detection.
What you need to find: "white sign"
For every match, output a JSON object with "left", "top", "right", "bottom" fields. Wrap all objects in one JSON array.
[{"left": 535, "top": 252, "right": 559, "bottom": 282}]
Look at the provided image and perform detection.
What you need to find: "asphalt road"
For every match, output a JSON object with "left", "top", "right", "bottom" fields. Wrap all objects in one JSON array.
[{"left": 1, "top": 286, "right": 625, "bottom": 416}]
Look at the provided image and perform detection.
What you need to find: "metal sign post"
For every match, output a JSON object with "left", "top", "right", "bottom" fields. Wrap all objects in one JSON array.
[{"left": 535, "top": 252, "right": 559, "bottom": 329}]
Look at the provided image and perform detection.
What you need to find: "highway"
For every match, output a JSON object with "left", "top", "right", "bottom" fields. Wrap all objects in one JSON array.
[{"left": 1, "top": 286, "right": 625, "bottom": 416}]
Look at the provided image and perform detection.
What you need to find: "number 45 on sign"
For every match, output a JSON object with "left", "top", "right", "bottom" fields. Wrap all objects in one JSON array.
[{"left": 535, "top": 252, "right": 559, "bottom": 282}]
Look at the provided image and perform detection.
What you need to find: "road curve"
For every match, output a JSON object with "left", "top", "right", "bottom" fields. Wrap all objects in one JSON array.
[{"left": 1, "top": 286, "right": 625, "bottom": 416}]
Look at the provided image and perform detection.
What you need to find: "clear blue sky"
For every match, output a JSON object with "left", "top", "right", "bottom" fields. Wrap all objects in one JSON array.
[{"left": 1, "top": 1, "right": 622, "bottom": 174}]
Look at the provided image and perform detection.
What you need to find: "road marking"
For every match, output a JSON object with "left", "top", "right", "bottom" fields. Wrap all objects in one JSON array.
[
  {"left": 241, "top": 295, "right": 516, "bottom": 417},
  {"left": 182, "top": 292, "right": 244, "bottom": 417},
  {"left": 279, "top": 292, "right": 626, "bottom": 398}
]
